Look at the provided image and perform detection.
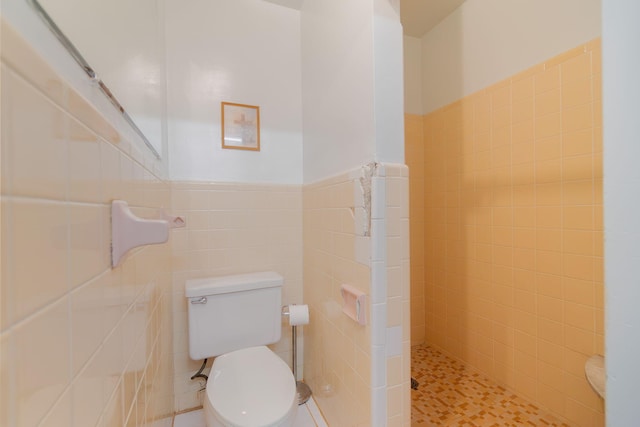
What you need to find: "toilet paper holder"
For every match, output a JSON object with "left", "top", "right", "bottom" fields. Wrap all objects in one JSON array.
[{"left": 281, "top": 304, "right": 312, "bottom": 405}]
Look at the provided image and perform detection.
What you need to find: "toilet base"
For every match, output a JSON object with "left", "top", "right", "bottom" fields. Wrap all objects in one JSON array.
[
  {"left": 296, "top": 381, "right": 312, "bottom": 405},
  {"left": 204, "top": 391, "right": 297, "bottom": 427},
  {"left": 202, "top": 346, "right": 298, "bottom": 427}
]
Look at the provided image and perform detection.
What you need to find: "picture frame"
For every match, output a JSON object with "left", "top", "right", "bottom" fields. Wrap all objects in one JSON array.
[{"left": 221, "top": 101, "right": 260, "bottom": 151}]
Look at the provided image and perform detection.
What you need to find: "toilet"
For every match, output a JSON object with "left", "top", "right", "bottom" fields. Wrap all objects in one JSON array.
[{"left": 185, "top": 271, "right": 297, "bottom": 427}]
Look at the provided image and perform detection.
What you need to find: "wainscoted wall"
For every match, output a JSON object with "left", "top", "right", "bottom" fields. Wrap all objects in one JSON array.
[
  {"left": 2, "top": 4, "right": 411, "bottom": 425},
  {"left": 169, "top": 182, "right": 303, "bottom": 411},
  {"left": 407, "top": 41, "right": 604, "bottom": 426},
  {"left": 170, "top": 168, "right": 411, "bottom": 424},
  {"left": 303, "top": 163, "right": 410, "bottom": 426},
  {"left": 1, "top": 23, "right": 174, "bottom": 427}
]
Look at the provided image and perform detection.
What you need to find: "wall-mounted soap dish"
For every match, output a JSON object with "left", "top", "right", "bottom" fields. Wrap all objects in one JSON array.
[
  {"left": 585, "top": 354, "right": 605, "bottom": 399},
  {"left": 341, "top": 284, "right": 367, "bottom": 325},
  {"left": 111, "top": 200, "right": 185, "bottom": 268}
]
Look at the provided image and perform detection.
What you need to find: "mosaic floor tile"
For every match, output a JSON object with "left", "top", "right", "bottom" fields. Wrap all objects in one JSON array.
[{"left": 411, "top": 345, "right": 570, "bottom": 427}]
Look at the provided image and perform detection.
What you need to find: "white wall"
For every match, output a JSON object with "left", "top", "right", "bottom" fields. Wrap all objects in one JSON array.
[
  {"left": 419, "top": 0, "right": 601, "bottom": 113},
  {"left": 603, "top": 0, "right": 640, "bottom": 425},
  {"left": 403, "top": 35, "right": 422, "bottom": 115},
  {"left": 38, "top": 0, "right": 166, "bottom": 156},
  {"left": 301, "top": 0, "right": 404, "bottom": 183},
  {"left": 165, "top": 0, "right": 303, "bottom": 184},
  {"left": 373, "top": 0, "right": 405, "bottom": 165},
  {"left": 301, "top": 0, "right": 376, "bottom": 183},
  {"left": 0, "top": 0, "right": 167, "bottom": 177}
]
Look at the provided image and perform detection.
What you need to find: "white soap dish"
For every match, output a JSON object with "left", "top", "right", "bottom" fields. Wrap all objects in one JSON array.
[
  {"left": 585, "top": 354, "right": 605, "bottom": 399},
  {"left": 340, "top": 284, "right": 366, "bottom": 325},
  {"left": 111, "top": 200, "right": 185, "bottom": 267}
]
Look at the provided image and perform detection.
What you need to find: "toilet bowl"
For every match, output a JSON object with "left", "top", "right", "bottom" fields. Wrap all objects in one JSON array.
[
  {"left": 186, "top": 272, "right": 298, "bottom": 427},
  {"left": 204, "top": 346, "right": 297, "bottom": 427}
]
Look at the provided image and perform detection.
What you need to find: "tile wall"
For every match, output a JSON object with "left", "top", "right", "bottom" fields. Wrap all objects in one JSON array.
[
  {"left": 303, "top": 168, "right": 372, "bottom": 426},
  {"left": 0, "top": 23, "right": 174, "bottom": 427},
  {"left": 407, "top": 40, "right": 604, "bottom": 426},
  {"left": 405, "top": 115, "right": 425, "bottom": 345},
  {"left": 302, "top": 163, "right": 410, "bottom": 427},
  {"left": 169, "top": 182, "right": 303, "bottom": 412}
]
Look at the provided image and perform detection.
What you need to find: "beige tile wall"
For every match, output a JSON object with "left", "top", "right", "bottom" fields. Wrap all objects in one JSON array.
[
  {"left": 409, "top": 40, "right": 604, "bottom": 426},
  {"left": 1, "top": 23, "right": 173, "bottom": 427},
  {"left": 405, "top": 115, "right": 425, "bottom": 345},
  {"left": 169, "top": 181, "right": 303, "bottom": 412},
  {"left": 302, "top": 164, "right": 411, "bottom": 427},
  {"left": 303, "top": 169, "right": 372, "bottom": 426}
]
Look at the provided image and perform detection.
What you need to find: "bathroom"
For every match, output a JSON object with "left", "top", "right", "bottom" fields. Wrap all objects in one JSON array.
[{"left": 0, "top": 0, "right": 638, "bottom": 427}]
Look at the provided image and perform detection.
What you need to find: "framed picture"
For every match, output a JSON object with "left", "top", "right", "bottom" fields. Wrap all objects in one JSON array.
[{"left": 221, "top": 102, "right": 260, "bottom": 151}]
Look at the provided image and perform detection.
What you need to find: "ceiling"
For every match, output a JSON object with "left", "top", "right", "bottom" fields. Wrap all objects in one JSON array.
[
  {"left": 400, "top": 0, "right": 466, "bottom": 37},
  {"left": 262, "top": 0, "right": 466, "bottom": 37}
]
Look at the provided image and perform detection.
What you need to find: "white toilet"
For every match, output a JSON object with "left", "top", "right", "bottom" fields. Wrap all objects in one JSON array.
[{"left": 186, "top": 271, "right": 297, "bottom": 427}]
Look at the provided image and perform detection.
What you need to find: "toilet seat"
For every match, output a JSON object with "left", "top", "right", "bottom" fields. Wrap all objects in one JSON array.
[{"left": 206, "top": 346, "right": 297, "bottom": 427}]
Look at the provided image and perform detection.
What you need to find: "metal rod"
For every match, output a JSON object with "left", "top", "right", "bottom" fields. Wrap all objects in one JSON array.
[
  {"left": 27, "top": 0, "right": 161, "bottom": 160},
  {"left": 284, "top": 304, "right": 311, "bottom": 405},
  {"left": 292, "top": 324, "right": 298, "bottom": 380}
]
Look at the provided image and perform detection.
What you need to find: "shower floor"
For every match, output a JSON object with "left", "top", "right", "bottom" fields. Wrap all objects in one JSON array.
[{"left": 411, "top": 345, "right": 570, "bottom": 426}]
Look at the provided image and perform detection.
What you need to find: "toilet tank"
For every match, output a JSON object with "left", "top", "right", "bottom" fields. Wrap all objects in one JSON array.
[{"left": 185, "top": 271, "right": 283, "bottom": 360}]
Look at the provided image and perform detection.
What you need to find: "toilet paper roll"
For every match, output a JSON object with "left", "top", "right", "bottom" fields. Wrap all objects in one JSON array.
[{"left": 288, "top": 304, "right": 309, "bottom": 326}]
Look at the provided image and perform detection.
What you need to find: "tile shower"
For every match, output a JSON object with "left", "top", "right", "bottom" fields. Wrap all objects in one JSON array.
[{"left": 407, "top": 40, "right": 604, "bottom": 426}]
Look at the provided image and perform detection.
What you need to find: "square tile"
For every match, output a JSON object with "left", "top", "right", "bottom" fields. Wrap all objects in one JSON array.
[{"left": 411, "top": 345, "right": 571, "bottom": 427}]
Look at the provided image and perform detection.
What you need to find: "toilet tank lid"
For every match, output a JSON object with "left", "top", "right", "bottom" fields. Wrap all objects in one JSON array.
[{"left": 185, "top": 271, "right": 283, "bottom": 298}]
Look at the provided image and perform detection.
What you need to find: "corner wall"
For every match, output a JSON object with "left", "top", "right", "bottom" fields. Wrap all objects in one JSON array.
[
  {"left": 418, "top": 0, "right": 601, "bottom": 114},
  {"left": 403, "top": 36, "right": 423, "bottom": 115},
  {"left": 301, "top": 1, "right": 376, "bottom": 183},
  {"left": 301, "top": 1, "right": 409, "bottom": 425},
  {"left": 302, "top": 163, "right": 410, "bottom": 426}
]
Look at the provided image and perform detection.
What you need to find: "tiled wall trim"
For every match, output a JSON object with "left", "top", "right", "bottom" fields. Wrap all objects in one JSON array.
[{"left": 407, "top": 39, "right": 604, "bottom": 427}]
